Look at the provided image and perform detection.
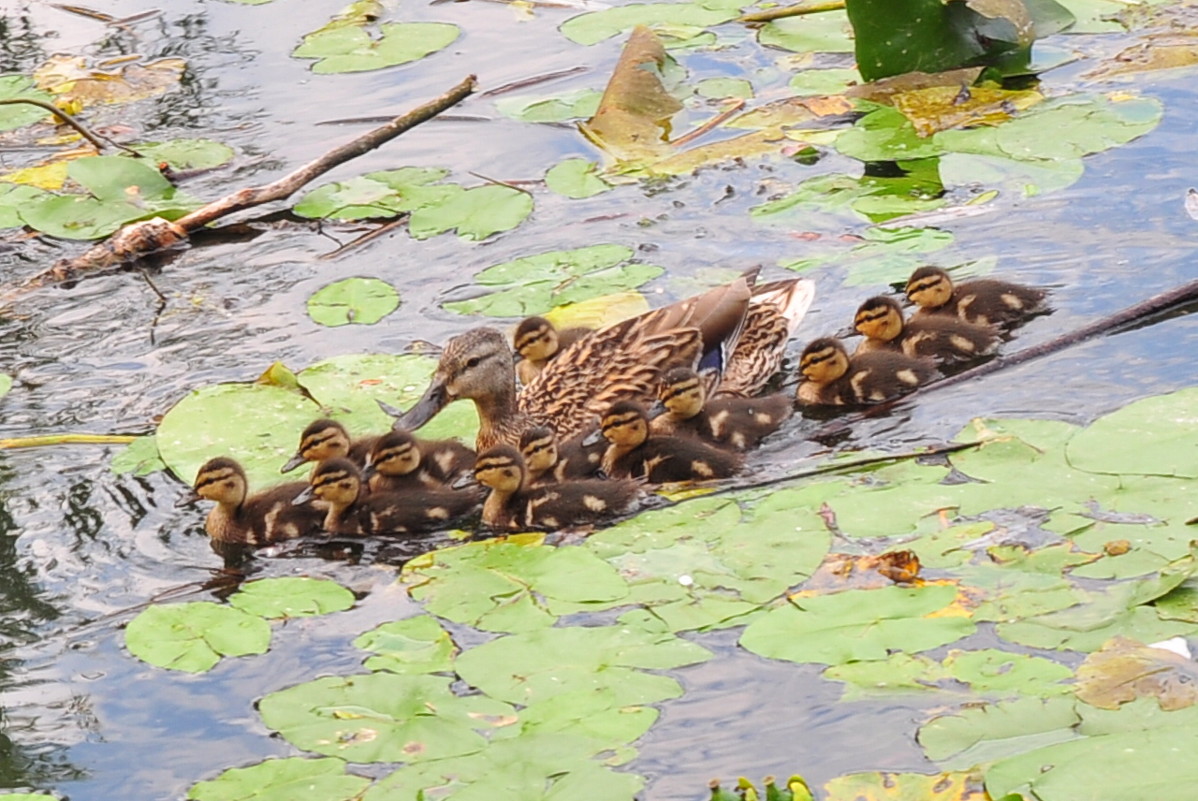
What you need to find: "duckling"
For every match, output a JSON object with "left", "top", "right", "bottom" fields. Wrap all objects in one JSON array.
[
  {"left": 364, "top": 429, "right": 474, "bottom": 493},
  {"left": 651, "top": 366, "right": 792, "bottom": 451},
  {"left": 518, "top": 426, "right": 605, "bottom": 485},
  {"left": 473, "top": 444, "right": 642, "bottom": 531},
  {"left": 182, "top": 457, "right": 324, "bottom": 545},
  {"left": 295, "top": 458, "right": 480, "bottom": 536},
  {"left": 599, "top": 400, "right": 744, "bottom": 483},
  {"left": 513, "top": 317, "right": 592, "bottom": 386},
  {"left": 853, "top": 295, "right": 999, "bottom": 365},
  {"left": 281, "top": 418, "right": 377, "bottom": 474},
  {"left": 906, "top": 266, "right": 1048, "bottom": 328},
  {"left": 796, "top": 337, "right": 937, "bottom": 406}
]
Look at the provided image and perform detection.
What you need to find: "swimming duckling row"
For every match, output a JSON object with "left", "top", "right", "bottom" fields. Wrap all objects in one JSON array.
[{"left": 795, "top": 266, "right": 1048, "bottom": 406}]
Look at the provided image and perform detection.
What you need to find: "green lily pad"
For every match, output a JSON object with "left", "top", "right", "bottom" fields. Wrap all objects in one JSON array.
[
  {"left": 355, "top": 615, "right": 456, "bottom": 675},
  {"left": 294, "top": 22, "right": 460, "bottom": 73},
  {"left": 695, "top": 77, "right": 753, "bottom": 99},
  {"left": 124, "top": 602, "right": 271, "bottom": 673},
  {"left": 307, "top": 277, "right": 400, "bottom": 327},
  {"left": 406, "top": 540, "right": 630, "bottom": 633},
  {"left": 0, "top": 183, "right": 49, "bottom": 229},
  {"left": 19, "top": 156, "right": 201, "bottom": 240},
  {"left": 0, "top": 373, "right": 12, "bottom": 399},
  {"left": 1066, "top": 388, "right": 1198, "bottom": 479},
  {"left": 111, "top": 434, "right": 166, "bottom": 476},
  {"left": 188, "top": 757, "right": 369, "bottom": 801},
  {"left": 917, "top": 696, "right": 1081, "bottom": 770},
  {"left": 454, "top": 624, "right": 710, "bottom": 707},
  {"left": 408, "top": 184, "right": 533, "bottom": 241},
  {"left": 740, "top": 584, "right": 976, "bottom": 665},
  {"left": 545, "top": 158, "right": 612, "bottom": 199},
  {"left": 494, "top": 89, "right": 602, "bottom": 123},
  {"left": 560, "top": 2, "right": 741, "bottom": 46},
  {"left": 757, "top": 10, "right": 856, "bottom": 53},
  {"left": 157, "top": 353, "right": 478, "bottom": 490},
  {"left": 442, "top": 244, "right": 664, "bottom": 317},
  {"left": 135, "top": 139, "right": 236, "bottom": 170},
  {"left": 228, "top": 577, "right": 355, "bottom": 619},
  {"left": 258, "top": 672, "right": 516, "bottom": 763},
  {"left": 825, "top": 648, "right": 1074, "bottom": 700},
  {"left": 0, "top": 75, "right": 54, "bottom": 131},
  {"left": 788, "top": 67, "right": 860, "bottom": 96},
  {"left": 363, "top": 731, "right": 644, "bottom": 801}
]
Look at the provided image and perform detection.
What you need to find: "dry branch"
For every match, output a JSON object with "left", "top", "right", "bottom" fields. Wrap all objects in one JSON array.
[{"left": 13, "top": 74, "right": 478, "bottom": 295}]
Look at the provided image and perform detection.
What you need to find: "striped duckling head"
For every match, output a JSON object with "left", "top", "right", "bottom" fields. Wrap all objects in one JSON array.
[
  {"left": 905, "top": 266, "right": 955, "bottom": 310},
  {"left": 657, "top": 366, "right": 707, "bottom": 421},
  {"left": 853, "top": 296, "right": 906, "bottom": 344},
  {"left": 518, "top": 426, "right": 559, "bottom": 477},
  {"left": 798, "top": 337, "right": 851, "bottom": 384},
  {"left": 600, "top": 400, "right": 651, "bottom": 449},
  {"left": 513, "top": 316, "right": 562, "bottom": 364},
  {"left": 368, "top": 430, "right": 422, "bottom": 477},
  {"left": 473, "top": 445, "right": 527, "bottom": 493},
  {"left": 283, "top": 418, "right": 351, "bottom": 473},
  {"left": 190, "top": 457, "right": 249, "bottom": 507}
]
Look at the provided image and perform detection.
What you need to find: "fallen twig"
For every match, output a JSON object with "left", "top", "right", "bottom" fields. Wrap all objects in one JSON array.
[
  {"left": 738, "top": 0, "right": 845, "bottom": 25},
  {"left": 0, "top": 433, "right": 137, "bottom": 449},
  {"left": 11, "top": 74, "right": 478, "bottom": 295},
  {"left": 0, "top": 98, "right": 139, "bottom": 155}
]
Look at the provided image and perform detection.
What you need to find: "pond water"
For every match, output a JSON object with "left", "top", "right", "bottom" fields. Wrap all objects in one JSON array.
[{"left": 0, "top": 0, "right": 1196, "bottom": 798}]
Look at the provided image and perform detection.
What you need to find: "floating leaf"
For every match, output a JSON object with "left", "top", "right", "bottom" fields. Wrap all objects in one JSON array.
[
  {"left": 0, "top": 373, "right": 12, "bottom": 400},
  {"left": 788, "top": 67, "right": 860, "bottom": 96},
  {"left": 740, "top": 584, "right": 976, "bottom": 665},
  {"left": 1076, "top": 635, "right": 1198, "bottom": 711},
  {"left": 307, "top": 277, "right": 400, "bottom": 327},
  {"left": 228, "top": 577, "right": 355, "bottom": 619},
  {"left": 1066, "top": 387, "right": 1198, "bottom": 479},
  {"left": 825, "top": 648, "right": 1074, "bottom": 700},
  {"left": 407, "top": 184, "right": 533, "bottom": 241},
  {"left": 188, "top": 757, "right": 369, "bottom": 801},
  {"left": 494, "top": 89, "right": 602, "bottom": 123},
  {"left": 560, "top": 2, "right": 740, "bottom": 46},
  {"left": 455, "top": 624, "right": 709, "bottom": 708},
  {"left": 294, "top": 21, "right": 460, "bottom": 73},
  {"left": 917, "top": 696, "right": 1081, "bottom": 770},
  {"left": 545, "top": 158, "right": 612, "bottom": 199},
  {"left": 823, "top": 770, "right": 989, "bottom": 801},
  {"left": 157, "top": 353, "right": 477, "bottom": 489},
  {"left": 0, "top": 183, "right": 49, "bottom": 227},
  {"left": 135, "top": 139, "right": 237, "bottom": 171},
  {"left": 442, "top": 244, "right": 663, "bottom": 318},
  {"left": 258, "top": 673, "right": 515, "bottom": 762},
  {"left": 696, "top": 77, "right": 753, "bottom": 99},
  {"left": 355, "top": 615, "right": 456, "bottom": 675},
  {"left": 406, "top": 540, "right": 629, "bottom": 633},
  {"left": 124, "top": 602, "right": 271, "bottom": 673},
  {"left": 111, "top": 434, "right": 165, "bottom": 476},
  {"left": 757, "top": 10, "right": 856, "bottom": 54},
  {"left": 34, "top": 55, "right": 186, "bottom": 107},
  {"left": 0, "top": 75, "right": 54, "bottom": 131}
]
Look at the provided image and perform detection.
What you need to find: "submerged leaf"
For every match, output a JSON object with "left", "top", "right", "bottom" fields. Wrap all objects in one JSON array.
[
  {"left": 228, "top": 577, "right": 356, "bottom": 619},
  {"left": 823, "top": 769, "right": 989, "bottom": 800},
  {"left": 1076, "top": 635, "right": 1198, "bottom": 711},
  {"left": 355, "top": 615, "right": 457, "bottom": 675}
]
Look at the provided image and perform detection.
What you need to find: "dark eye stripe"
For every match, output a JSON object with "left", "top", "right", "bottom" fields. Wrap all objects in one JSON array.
[{"left": 196, "top": 470, "right": 236, "bottom": 488}]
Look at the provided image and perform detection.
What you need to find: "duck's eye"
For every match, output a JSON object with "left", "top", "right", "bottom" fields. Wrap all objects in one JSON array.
[{"left": 465, "top": 356, "right": 482, "bottom": 369}]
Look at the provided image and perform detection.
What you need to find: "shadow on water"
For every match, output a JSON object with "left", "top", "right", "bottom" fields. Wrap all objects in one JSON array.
[{"left": 0, "top": 0, "right": 1194, "bottom": 798}]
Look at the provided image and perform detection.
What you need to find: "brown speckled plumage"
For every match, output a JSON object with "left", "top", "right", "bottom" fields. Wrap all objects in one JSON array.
[
  {"left": 600, "top": 400, "right": 743, "bottom": 482},
  {"left": 187, "top": 457, "right": 323, "bottom": 545},
  {"left": 906, "top": 266, "right": 1048, "bottom": 328},
  {"left": 796, "top": 337, "right": 936, "bottom": 406},
  {"left": 651, "top": 366, "right": 792, "bottom": 451},
  {"left": 853, "top": 295, "right": 999, "bottom": 365}
]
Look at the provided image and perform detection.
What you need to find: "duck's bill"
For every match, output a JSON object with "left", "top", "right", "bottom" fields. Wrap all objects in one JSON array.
[
  {"left": 581, "top": 428, "right": 605, "bottom": 447},
  {"left": 280, "top": 452, "right": 308, "bottom": 474},
  {"left": 292, "top": 485, "right": 315, "bottom": 506},
  {"left": 390, "top": 379, "right": 448, "bottom": 432},
  {"left": 175, "top": 489, "right": 201, "bottom": 508}
]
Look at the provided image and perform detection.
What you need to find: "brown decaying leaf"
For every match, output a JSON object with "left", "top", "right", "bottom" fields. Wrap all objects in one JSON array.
[
  {"left": 1084, "top": 35, "right": 1198, "bottom": 80},
  {"left": 33, "top": 55, "right": 186, "bottom": 109},
  {"left": 846, "top": 68, "right": 984, "bottom": 104},
  {"left": 726, "top": 94, "right": 854, "bottom": 131},
  {"left": 795, "top": 551, "right": 928, "bottom": 593},
  {"left": 580, "top": 25, "right": 681, "bottom": 164},
  {"left": 1076, "top": 635, "right": 1198, "bottom": 711},
  {"left": 892, "top": 85, "right": 1044, "bottom": 137}
]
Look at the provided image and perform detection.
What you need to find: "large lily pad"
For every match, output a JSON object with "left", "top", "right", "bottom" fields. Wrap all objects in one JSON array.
[
  {"left": 228, "top": 577, "right": 356, "bottom": 619},
  {"left": 454, "top": 624, "right": 710, "bottom": 707},
  {"left": 157, "top": 353, "right": 478, "bottom": 489},
  {"left": 740, "top": 584, "right": 976, "bottom": 665},
  {"left": 355, "top": 615, "right": 456, "bottom": 675},
  {"left": 258, "top": 672, "right": 516, "bottom": 763},
  {"left": 825, "top": 648, "right": 1074, "bottom": 700},
  {"left": 442, "top": 244, "right": 663, "bottom": 317},
  {"left": 1066, "top": 387, "right": 1198, "bottom": 479},
  {"left": 0, "top": 75, "right": 54, "bottom": 131},
  {"left": 188, "top": 757, "right": 369, "bottom": 801},
  {"left": 917, "top": 696, "right": 1081, "bottom": 770},
  {"left": 307, "top": 277, "right": 400, "bottom": 327},
  {"left": 294, "top": 21, "right": 459, "bottom": 73},
  {"left": 560, "top": 0, "right": 741, "bottom": 46},
  {"left": 124, "top": 602, "right": 271, "bottom": 673}
]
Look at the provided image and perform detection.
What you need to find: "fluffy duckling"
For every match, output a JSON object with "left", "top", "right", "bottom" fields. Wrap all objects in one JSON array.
[
  {"left": 364, "top": 429, "right": 474, "bottom": 493},
  {"left": 853, "top": 295, "right": 999, "bottom": 365},
  {"left": 796, "top": 337, "right": 937, "bottom": 406},
  {"left": 183, "top": 457, "right": 324, "bottom": 545},
  {"left": 599, "top": 400, "right": 743, "bottom": 483},
  {"left": 473, "top": 445, "right": 642, "bottom": 531},
  {"left": 513, "top": 317, "right": 592, "bottom": 386},
  {"left": 906, "top": 266, "right": 1048, "bottom": 328},
  {"left": 518, "top": 426, "right": 605, "bottom": 485},
  {"left": 295, "top": 458, "right": 480, "bottom": 536},
  {"left": 651, "top": 366, "right": 792, "bottom": 451},
  {"left": 281, "top": 418, "right": 377, "bottom": 474}
]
